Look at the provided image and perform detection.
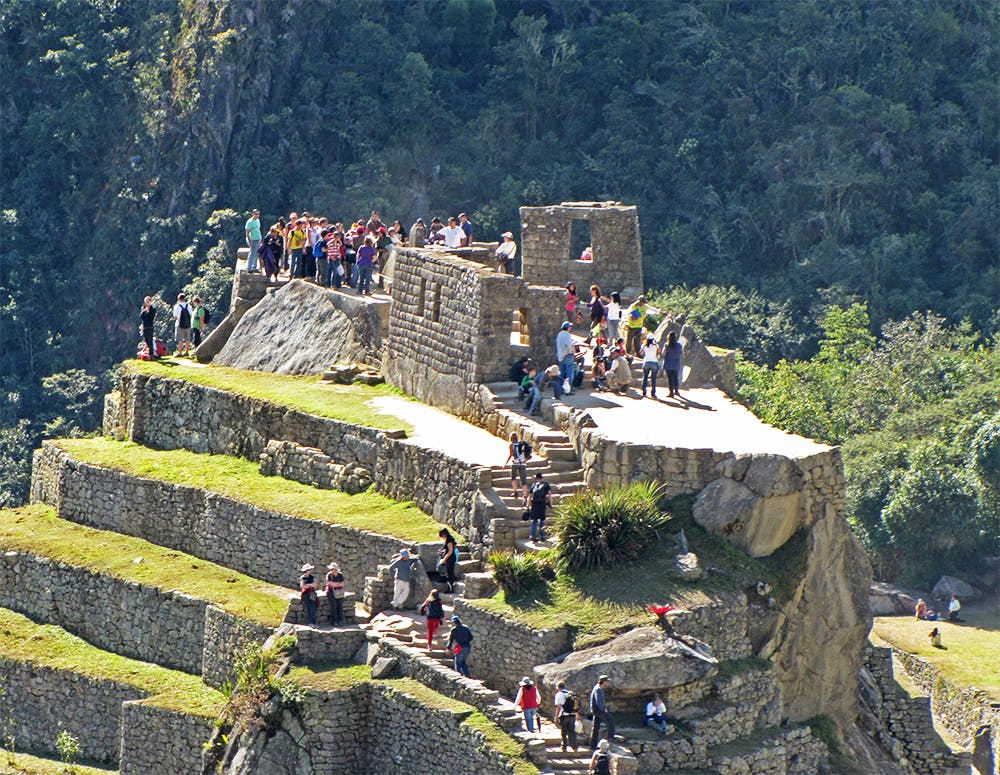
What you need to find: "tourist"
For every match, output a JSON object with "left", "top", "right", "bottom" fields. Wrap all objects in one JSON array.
[
  {"left": 554, "top": 681, "right": 580, "bottom": 751},
  {"left": 948, "top": 594, "right": 963, "bottom": 623},
  {"left": 580, "top": 245, "right": 593, "bottom": 262},
  {"left": 140, "top": 296, "right": 157, "bottom": 360},
  {"left": 565, "top": 282, "right": 579, "bottom": 322},
  {"left": 427, "top": 217, "right": 444, "bottom": 243},
  {"left": 391, "top": 220, "right": 406, "bottom": 244},
  {"left": 299, "top": 563, "right": 318, "bottom": 627},
  {"left": 356, "top": 236, "right": 376, "bottom": 295},
  {"left": 592, "top": 356, "right": 608, "bottom": 391},
  {"left": 509, "top": 356, "right": 531, "bottom": 384},
  {"left": 447, "top": 614, "right": 474, "bottom": 677},
  {"left": 439, "top": 528, "right": 458, "bottom": 593},
  {"left": 556, "top": 321, "right": 575, "bottom": 395},
  {"left": 287, "top": 217, "right": 307, "bottom": 278},
  {"left": 260, "top": 225, "right": 282, "bottom": 280},
  {"left": 527, "top": 472, "right": 551, "bottom": 543},
  {"left": 587, "top": 285, "right": 606, "bottom": 329},
  {"left": 245, "top": 208, "right": 261, "bottom": 273},
  {"left": 604, "top": 348, "right": 633, "bottom": 394},
  {"left": 387, "top": 548, "right": 418, "bottom": 610},
  {"left": 173, "top": 292, "right": 193, "bottom": 357},
  {"left": 505, "top": 433, "right": 530, "bottom": 503},
  {"left": 458, "top": 212, "right": 474, "bottom": 244},
  {"left": 929, "top": 627, "right": 945, "bottom": 649},
  {"left": 640, "top": 334, "right": 660, "bottom": 399},
  {"left": 914, "top": 598, "right": 933, "bottom": 620},
  {"left": 366, "top": 210, "right": 384, "bottom": 234},
  {"left": 495, "top": 231, "right": 517, "bottom": 274},
  {"left": 662, "top": 331, "right": 684, "bottom": 399},
  {"left": 314, "top": 228, "right": 329, "bottom": 287},
  {"left": 419, "top": 588, "right": 445, "bottom": 650},
  {"left": 409, "top": 218, "right": 427, "bottom": 248},
  {"left": 191, "top": 296, "right": 207, "bottom": 349},
  {"left": 624, "top": 296, "right": 657, "bottom": 356},
  {"left": 438, "top": 216, "right": 466, "bottom": 248},
  {"left": 589, "top": 675, "right": 615, "bottom": 751},
  {"left": 605, "top": 292, "right": 622, "bottom": 341},
  {"left": 514, "top": 676, "right": 541, "bottom": 734},
  {"left": 324, "top": 562, "right": 347, "bottom": 627},
  {"left": 325, "top": 228, "right": 344, "bottom": 288},
  {"left": 588, "top": 739, "right": 612, "bottom": 775},
  {"left": 644, "top": 694, "right": 673, "bottom": 734}
]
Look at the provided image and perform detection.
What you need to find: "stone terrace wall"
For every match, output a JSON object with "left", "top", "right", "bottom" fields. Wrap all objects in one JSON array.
[
  {"left": 519, "top": 201, "right": 644, "bottom": 300},
  {"left": 120, "top": 700, "right": 214, "bottom": 775},
  {"left": 31, "top": 441, "right": 406, "bottom": 598},
  {"left": 453, "top": 598, "right": 571, "bottom": 697},
  {"left": 0, "top": 659, "right": 144, "bottom": 764},
  {"left": 0, "top": 551, "right": 207, "bottom": 675},
  {"left": 202, "top": 607, "right": 275, "bottom": 688}
]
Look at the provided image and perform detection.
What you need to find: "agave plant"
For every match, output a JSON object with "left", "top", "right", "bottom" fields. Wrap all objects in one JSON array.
[{"left": 488, "top": 550, "right": 553, "bottom": 595}]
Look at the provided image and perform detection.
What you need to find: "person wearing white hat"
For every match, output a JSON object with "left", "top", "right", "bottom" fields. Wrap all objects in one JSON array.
[
  {"left": 589, "top": 739, "right": 612, "bottom": 774},
  {"left": 325, "top": 562, "right": 346, "bottom": 627},
  {"left": 514, "top": 676, "right": 541, "bottom": 734},
  {"left": 495, "top": 231, "right": 518, "bottom": 274},
  {"left": 299, "top": 563, "right": 318, "bottom": 626},
  {"left": 387, "top": 549, "right": 419, "bottom": 610}
]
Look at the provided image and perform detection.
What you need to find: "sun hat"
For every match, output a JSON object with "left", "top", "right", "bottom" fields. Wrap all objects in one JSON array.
[
  {"left": 598, "top": 739, "right": 610, "bottom": 752},
  {"left": 638, "top": 295, "right": 647, "bottom": 302},
  {"left": 519, "top": 676, "right": 533, "bottom": 686},
  {"left": 326, "top": 562, "right": 339, "bottom": 570},
  {"left": 501, "top": 231, "right": 514, "bottom": 238},
  {"left": 300, "top": 563, "right": 314, "bottom": 572},
  {"left": 598, "top": 674, "right": 610, "bottom": 682}
]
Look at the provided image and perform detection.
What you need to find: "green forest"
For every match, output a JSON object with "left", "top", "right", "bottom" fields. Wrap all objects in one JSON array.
[{"left": 1, "top": 0, "right": 997, "bottom": 586}]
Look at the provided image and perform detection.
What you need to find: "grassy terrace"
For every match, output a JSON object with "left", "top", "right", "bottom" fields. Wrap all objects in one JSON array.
[
  {"left": 124, "top": 359, "right": 413, "bottom": 433},
  {"left": 289, "top": 663, "right": 539, "bottom": 775},
  {"left": 54, "top": 437, "right": 450, "bottom": 544},
  {"left": 0, "top": 608, "right": 223, "bottom": 717},
  {"left": 872, "top": 609, "right": 1000, "bottom": 699},
  {"left": 0, "top": 505, "right": 290, "bottom": 626},
  {"left": 0, "top": 749, "right": 116, "bottom": 774}
]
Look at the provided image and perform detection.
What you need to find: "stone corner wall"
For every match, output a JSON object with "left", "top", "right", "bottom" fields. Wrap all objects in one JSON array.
[
  {"left": 119, "top": 700, "right": 215, "bottom": 775},
  {"left": 202, "top": 606, "right": 276, "bottom": 688}
]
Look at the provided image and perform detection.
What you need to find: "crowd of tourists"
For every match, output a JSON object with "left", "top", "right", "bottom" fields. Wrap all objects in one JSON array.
[{"left": 137, "top": 293, "right": 211, "bottom": 359}]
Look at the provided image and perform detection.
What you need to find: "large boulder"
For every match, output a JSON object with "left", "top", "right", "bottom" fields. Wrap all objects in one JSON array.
[
  {"left": 533, "top": 626, "right": 717, "bottom": 704},
  {"left": 932, "top": 575, "right": 983, "bottom": 602},
  {"left": 651, "top": 317, "right": 730, "bottom": 390},
  {"left": 693, "top": 477, "right": 802, "bottom": 557},
  {"left": 868, "top": 582, "right": 919, "bottom": 616},
  {"left": 214, "top": 279, "right": 385, "bottom": 374}
]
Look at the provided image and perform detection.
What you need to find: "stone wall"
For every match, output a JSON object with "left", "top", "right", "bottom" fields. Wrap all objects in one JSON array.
[
  {"left": 453, "top": 598, "right": 571, "bottom": 697},
  {"left": 665, "top": 593, "right": 753, "bottom": 662},
  {"left": 519, "top": 201, "right": 644, "bottom": 300},
  {"left": 119, "top": 700, "right": 214, "bottom": 775},
  {"left": 0, "top": 658, "right": 145, "bottom": 764},
  {"left": 31, "top": 441, "right": 407, "bottom": 600},
  {"left": 202, "top": 607, "right": 276, "bottom": 688}
]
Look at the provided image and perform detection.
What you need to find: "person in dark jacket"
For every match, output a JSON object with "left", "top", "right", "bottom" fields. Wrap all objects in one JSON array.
[
  {"left": 299, "top": 563, "right": 318, "bottom": 626},
  {"left": 662, "top": 331, "right": 684, "bottom": 398},
  {"left": 447, "top": 615, "right": 474, "bottom": 677},
  {"left": 420, "top": 589, "right": 445, "bottom": 650},
  {"left": 140, "top": 296, "right": 157, "bottom": 359},
  {"left": 589, "top": 675, "right": 615, "bottom": 750}
]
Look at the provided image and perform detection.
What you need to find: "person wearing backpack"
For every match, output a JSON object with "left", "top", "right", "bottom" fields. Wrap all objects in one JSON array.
[
  {"left": 554, "top": 681, "right": 580, "bottom": 751},
  {"left": 527, "top": 472, "right": 551, "bottom": 543},
  {"left": 505, "top": 433, "right": 531, "bottom": 502},
  {"left": 173, "top": 293, "right": 193, "bottom": 356},
  {"left": 419, "top": 588, "right": 445, "bottom": 650},
  {"left": 447, "top": 615, "right": 474, "bottom": 677},
  {"left": 589, "top": 739, "right": 612, "bottom": 775}
]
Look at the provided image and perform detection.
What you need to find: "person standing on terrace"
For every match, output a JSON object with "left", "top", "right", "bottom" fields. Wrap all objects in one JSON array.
[{"left": 245, "top": 208, "right": 261, "bottom": 273}]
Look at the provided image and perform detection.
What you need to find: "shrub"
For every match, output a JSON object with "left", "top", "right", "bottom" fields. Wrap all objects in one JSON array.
[
  {"left": 489, "top": 551, "right": 553, "bottom": 596},
  {"left": 553, "top": 481, "right": 671, "bottom": 571}
]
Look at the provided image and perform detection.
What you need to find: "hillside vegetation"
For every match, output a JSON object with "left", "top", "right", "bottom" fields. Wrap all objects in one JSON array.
[{"left": 1, "top": 1, "right": 996, "bottom": 584}]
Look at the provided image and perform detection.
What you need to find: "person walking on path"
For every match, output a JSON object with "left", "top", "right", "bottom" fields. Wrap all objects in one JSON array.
[
  {"left": 554, "top": 681, "right": 580, "bottom": 751},
  {"left": 662, "top": 331, "right": 684, "bottom": 398},
  {"left": 324, "top": 562, "right": 347, "bottom": 627},
  {"left": 447, "top": 615, "right": 474, "bottom": 677},
  {"left": 589, "top": 739, "right": 613, "bottom": 775},
  {"left": 589, "top": 675, "right": 615, "bottom": 751},
  {"left": 624, "top": 296, "right": 658, "bottom": 356},
  {"left": 419, "top": 588, "right": 445, "bottom": 650},
  {"left": 140, "top": 296, "right": 157, "bottom": 359},
  {"left": 173, "top": 293, "right": 193, "bottom": 356},
  {"left": 514, "top": 676, "right": 541, "bottom": 734},
  {"left": 640, "top": 334, "right": 660, "bottom": 398},
  {"left": 245, "top": 209, "right": 261, "bottom": 272},
  {"left": 387, "top": 549, "right": 418, "bottom": 610},
  {"left": 299, "top": 563, "right": 318, "bottom": 627},
  {"left": 527, "top": 472, "right": 552, "bottom": 543},
  {"left": 556, "top": 321, "right": 575, "bottom": 395},
  {"left": 438, "top": 528, "right": 458, "bottom": 593},
  {"left": 505, "top": 433, "right": 530, "bottom": 502}
]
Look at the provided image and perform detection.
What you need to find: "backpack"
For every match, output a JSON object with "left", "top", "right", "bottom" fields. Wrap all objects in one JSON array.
[
  {"left": 562, "top": 692, "right": 578, "bottom": 715},
  {"left": 516, "top": 441, "right": 533, "bottom": 460},
  {"left": 201, "top": 308, "right": 211, "bottom": 326},
  {"left": 177, "top": 303, "right": 191, "bottom": 328},
  {"left": 313, "top": 240, "right": 325, "bottom": 258},
  {"left": 593, "top": 752, "right": 611, "bottom": 775}
]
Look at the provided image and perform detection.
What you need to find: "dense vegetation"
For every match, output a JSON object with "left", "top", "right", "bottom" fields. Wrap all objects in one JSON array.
[{"left": 1, "top": 1, "right": 996, "bottom": 583}]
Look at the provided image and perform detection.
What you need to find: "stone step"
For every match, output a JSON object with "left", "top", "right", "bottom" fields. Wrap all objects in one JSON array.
[
  {"left": 538, "top": 444, "right": 578, "bottom": 461},
  {"left": 492, "top": 468, "right": 584, "bottom": 485}
]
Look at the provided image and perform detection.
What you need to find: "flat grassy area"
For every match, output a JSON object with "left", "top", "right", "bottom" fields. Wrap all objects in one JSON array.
[
  {"left": 472, "top": 499, "right": 807, "bottom": 648},
  {"left": 125, "top": 359, "right": 413, "bottom": 432},
  {"left": 872, "top": 609, "right": 1000, "bottom": 699},
  {"left": 0, "top": 749, "right": 115, "bottom": 774},
  {"left": 54, "top": 437, "right": 450, "bottom": 544},
  {"left": 289, "top": 663, "right": 539, "bottom": 775},
  {"left": 0, "top": 505, "right": 290, "bottom": 626},
  {"left": 0, "top": 607, "right": 223, "bottom": 717}
]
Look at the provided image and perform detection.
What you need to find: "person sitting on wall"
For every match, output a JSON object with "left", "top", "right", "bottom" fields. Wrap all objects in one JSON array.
[
  {"left": 580, "top": 245, "right": 593, "bottom": 262},
  {"left": 495, "top": 231, "right": 518, "bottom": 273},
  {"left": 644, "top": 694, "right": 675, "bottom": 734},
  {"left": 510, "top": 356, "right": 532, "bottom": 384}
]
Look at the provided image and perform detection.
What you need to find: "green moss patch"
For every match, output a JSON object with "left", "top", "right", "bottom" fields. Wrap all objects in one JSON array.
[
  {"left": 125, "top": 359, "right": 413, "bottom": 432},
  {"left": 0, "top": 607, "right": 223, "bottom": 717},
  {"left": 0, "top": 505, "right": 289, "bottom": 626},
  {"left": 54, "top": 437, "right": 450, "bottom": 544},
  {"left": 0, "top": 748, "right": 116, "bottom": 774}
]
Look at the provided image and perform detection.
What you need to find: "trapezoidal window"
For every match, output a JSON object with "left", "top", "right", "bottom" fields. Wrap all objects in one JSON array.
[
  {"left": 511, "top": 308, "right": 531, "bottom": 347},
  {"left": 570, "top": 218, "right": 593, "bottom": 263}
]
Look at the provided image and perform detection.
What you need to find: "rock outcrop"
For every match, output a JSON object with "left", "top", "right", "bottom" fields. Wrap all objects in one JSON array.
[{"left": 214, "top": 280, "right": 385, "bottom": 374}]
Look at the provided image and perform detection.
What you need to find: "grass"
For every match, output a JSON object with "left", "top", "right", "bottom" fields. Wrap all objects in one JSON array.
[
  {"left": 0, "top": 607, "right": 223, "bottom": 717},
  {"left": 0, "top": 504, "right": 290, "bottom": 626},
  {"left": 0, "top": 748, "right": 115, "bottom": 774},
  {"left": 289, "top": 663, "right": 539, "bottom": 775},
  {"left": 470, "top": 495, "right": 810, "bottom": 648},
  {"left": 871, "top": 609, "right": 1000, "bottom": 700},
  {"left": 53, "top": 437, "right": 450, "bottom": 544},
  {"left": 124, "top": 359, "right": 413, "bottom": 432}
]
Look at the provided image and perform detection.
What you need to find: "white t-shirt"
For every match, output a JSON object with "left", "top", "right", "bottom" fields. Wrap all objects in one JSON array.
[
  {"left": 173, "top": 302, "right": 190, "bottom": 324},
  {"left": 496, "top": 240, "right": 517, "bottom": 259},
  {"left": 646, "top": 700, "right": 666, "bottom": 717},
  {"left": 949, "top": 598, "right": 961, "bottom": 613},
  {"left": 642, "top": 343, "right": 660, "bottom": 365},
  {"left": 439, "top": 225, "right": 465, "bottom": 248},
  {"left": 554, "top": 689, "right": 568, "bottom": 714},
  {"left": 607, "top": 302, "right": 621, "bottom": 321}
]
